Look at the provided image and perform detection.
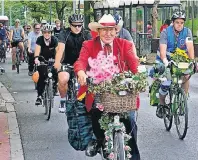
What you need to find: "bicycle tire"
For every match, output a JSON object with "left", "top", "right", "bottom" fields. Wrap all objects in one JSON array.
[
  {"left": 46, "top": 79, "right": 54, "bottom": 120},
  {"left": 16, "top": 52, "right": 20, "bottom": 74},
  {"left": 43, "top": 87, "right": 48, "bottom": 115},
  {"left": 163, "top": 89, "right": 173, "bottom": 131},
  {"left": 175, "top": 87, "right": 188, "bottom": 140},
  {"left": 113, "top": 131, "right": 125, "bottom": 160}
]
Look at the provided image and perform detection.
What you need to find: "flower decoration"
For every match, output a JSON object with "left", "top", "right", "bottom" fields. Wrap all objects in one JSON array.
[
  {"left": 99, "top": 114, "right": 132, "bottom": 160},
  {"left": 170, "top": 48, "right": 189, "bottom": 63}
]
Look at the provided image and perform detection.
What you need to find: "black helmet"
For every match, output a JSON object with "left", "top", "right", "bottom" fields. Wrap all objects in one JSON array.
[
  {"left": 154, "top": 63, "right": 165, "bottom": 75},
  {"left": 171, "top": 10, "right": 186, "bottom": 21},
  {"left": 68, "top": 14, "right": 84, "bottom": 24}
]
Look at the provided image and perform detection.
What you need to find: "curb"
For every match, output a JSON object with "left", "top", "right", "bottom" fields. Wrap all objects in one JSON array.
[{"left": 0, "top": 82, "right": 24, "bottom": 160}]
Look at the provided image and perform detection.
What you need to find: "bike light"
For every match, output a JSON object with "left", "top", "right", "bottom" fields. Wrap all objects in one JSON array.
[{"left": 48, "top": 72, "right": 53, "bottom": 78}]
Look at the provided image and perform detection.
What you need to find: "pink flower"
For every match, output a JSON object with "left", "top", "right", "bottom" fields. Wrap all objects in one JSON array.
[
  {"left": 124, "top": 145, "right": 130, "bottom": 151},
  {"left": 96, "top": 103, "right": 104, "bottom": 111},
  {"left": 88, "top": 58, "right": 97, "bottom": 68},
  {"left": 127, "top": 153, "right": 132, "bottom": 158},
  {"left": 105, "top": 136, "right": 110, "bottom": 141},
  {"left": 108, "top": 152, "right": 115, "bottom": 159}
]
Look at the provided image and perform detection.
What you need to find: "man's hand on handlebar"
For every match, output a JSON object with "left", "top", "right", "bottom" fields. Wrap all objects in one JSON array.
[{"left": 77, "top": 70, "right": 87, "bottom": 86}]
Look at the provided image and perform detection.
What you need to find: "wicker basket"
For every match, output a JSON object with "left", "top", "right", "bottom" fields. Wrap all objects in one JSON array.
[{"left": 100, "top": 92, "right": 138, "bottom": 113}]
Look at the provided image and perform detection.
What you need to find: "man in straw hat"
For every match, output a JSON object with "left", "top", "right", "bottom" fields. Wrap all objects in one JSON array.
[{"left": 74, "top": 14, "right": 140, "bottom": 160}]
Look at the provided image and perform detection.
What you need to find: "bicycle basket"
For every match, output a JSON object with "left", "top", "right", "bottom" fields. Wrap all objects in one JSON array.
[
  {"left": 98, "top": 92, "right": 137, "bottom": 113},
  {"left": 171, "top": 62, "right": 194, "bottom": 76}
]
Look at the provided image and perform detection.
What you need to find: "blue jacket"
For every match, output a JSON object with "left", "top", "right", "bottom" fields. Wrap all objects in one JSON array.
[{"left": 0, "top": 28, "right": 6, "bottom": 41}]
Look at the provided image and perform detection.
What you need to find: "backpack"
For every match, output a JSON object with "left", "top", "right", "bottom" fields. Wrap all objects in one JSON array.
[{"left": 66, "top": 100, "right": 93, "bottom": 151}]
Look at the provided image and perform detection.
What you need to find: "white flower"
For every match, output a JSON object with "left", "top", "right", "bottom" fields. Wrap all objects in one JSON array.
[{"left": 138, "top": 65, "right": 147, "bottom": 73}]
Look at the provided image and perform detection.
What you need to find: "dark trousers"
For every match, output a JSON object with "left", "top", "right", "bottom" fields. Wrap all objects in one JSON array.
[
  {"left": 37, "top": 65, "right": 58, "bottom": 97},
  {"left": 28, "top": 52, "right": 34, "bottom": 72},
  {"left": 91, "top": 109, "right": 140, "bottom": 160}
]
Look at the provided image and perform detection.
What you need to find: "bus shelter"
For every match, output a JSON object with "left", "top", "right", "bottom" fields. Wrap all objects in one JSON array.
[{"left": 93, "top": 0, "right": 181, "bottom": 56}]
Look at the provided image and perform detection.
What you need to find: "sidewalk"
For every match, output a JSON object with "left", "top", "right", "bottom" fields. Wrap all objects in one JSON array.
[{"left": 0, "top": 82, "right": 24, "bottom": 160}]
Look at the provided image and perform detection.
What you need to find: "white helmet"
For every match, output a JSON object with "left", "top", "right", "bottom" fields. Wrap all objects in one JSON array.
[
  {"left": 41, "top": 20, "right": 47, "bottom": 24},
  {"left": 42, "top": 24, "right": 54, "bottom": 32}
]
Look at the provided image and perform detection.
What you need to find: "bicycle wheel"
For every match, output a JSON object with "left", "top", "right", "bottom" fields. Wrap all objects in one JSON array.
[
  {"left": 46, "top": 79, "right": 54, "bottom": 120},
  {"left": 113, "top": 131, "right": 125, "bottom": 160},
  {"left": 16, "top": 53, "right": 20, "bottom": 74},
  {"left": 43, "top": 88, "right": 48, "bottom": 115},
  {"left": 163, "top": 89, "right": 173, "bottom": 131},
  {"left": 175, "top": 87, "right": 188, "bottom": 140}
]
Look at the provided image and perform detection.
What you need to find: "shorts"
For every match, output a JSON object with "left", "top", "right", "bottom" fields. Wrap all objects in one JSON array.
[{"left": 11, "top": 40, "right": 22, "bottom": 47}]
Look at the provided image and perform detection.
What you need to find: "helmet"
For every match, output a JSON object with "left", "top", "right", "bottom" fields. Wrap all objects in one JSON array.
[
  {"left": 41, "top": 20, "right": 47, "bottom": 24},
  {"left": 32, "top": 71, "right": 39, "bottom": 83},
  {"left": 42, "top": 24, "right": 54, "bottom": 32},
  {"left": 171, "top": 10, "right": 186, "bottom": 21},
  {"left": 154, "top": 63, "right": 165, "bottom": 75},
  {"left": 114, "top": 13, "right": 123, "bottom": 27},
  {"left": 68, "top": 14, "right": 84, "bottom": 24}
]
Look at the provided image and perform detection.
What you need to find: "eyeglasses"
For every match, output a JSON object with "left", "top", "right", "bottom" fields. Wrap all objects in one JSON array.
[{"left": 71, "top": 24, "right": 82, "bottom": 28}]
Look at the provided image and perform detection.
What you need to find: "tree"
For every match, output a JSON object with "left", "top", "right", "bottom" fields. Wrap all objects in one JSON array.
[
  {"left": 152, "top": 0, "right": 159, "bottom": 38},
  {"left": 53, "top": 1, "right": 72, "bottom": 22},
  {"left": 21, "top": 1, "right": 52, "bottom": 23}
]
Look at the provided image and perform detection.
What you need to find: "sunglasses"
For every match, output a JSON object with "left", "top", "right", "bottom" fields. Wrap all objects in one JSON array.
[
  {"left": 27, "top": 28, "right": 31, "bottom": 29},
  {"left": 71, "top": 24, "right": 82, "bottom": 28},
  {"left": 35, "top": 28, "right": 40, "bottom": 30},
  {"left": 15, "top": 21, "right": 20, "bottom": 23}
]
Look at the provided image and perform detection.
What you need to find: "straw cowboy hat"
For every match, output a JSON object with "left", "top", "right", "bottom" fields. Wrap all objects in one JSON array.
[{"left": 88, "top": 14, "right": 121, "bottom": 32}]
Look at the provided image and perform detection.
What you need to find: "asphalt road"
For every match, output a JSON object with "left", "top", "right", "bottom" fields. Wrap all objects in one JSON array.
[{"left": 1, "top": 54, "right": 198, "bottom": 160}]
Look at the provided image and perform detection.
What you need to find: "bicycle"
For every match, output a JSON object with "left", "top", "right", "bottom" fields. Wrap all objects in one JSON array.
[
  {"left": 160, "top": 60, "right": 195, "bottom": 139},
  {"left": 36, "top": 56, "right": 56, "bottom": 120},
  {"left": 86, "top": 78, "right": 136, "bottom": 160}
]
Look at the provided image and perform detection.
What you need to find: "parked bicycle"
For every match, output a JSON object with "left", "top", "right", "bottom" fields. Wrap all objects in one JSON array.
[{"left": 36, "top": 56, "right": 56, "bottom": 120}]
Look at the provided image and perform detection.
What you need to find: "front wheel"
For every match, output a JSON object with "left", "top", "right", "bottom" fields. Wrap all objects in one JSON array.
[
  {"left": 16, "top": 53, "right": 20, "bottom": 74},
  {"left": 175, "top": 87, "right": 188, "bottom": 140},
  {"left": 163, "top": 89, "right": 173, "bottom": 131},
  {"left": 113, "top": 131, "right": 125, "bottom": 160},
  {"left": 46, "top": 79, "right": 54, "bottom": 120}
]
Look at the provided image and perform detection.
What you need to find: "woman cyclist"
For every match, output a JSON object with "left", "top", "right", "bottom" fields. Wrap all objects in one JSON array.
[{"left": 34, "top": 24, "right": 58, "bottom": 105}]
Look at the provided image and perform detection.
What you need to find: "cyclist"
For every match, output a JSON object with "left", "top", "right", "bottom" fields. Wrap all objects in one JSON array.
[
  {"left": 0, "top": 22, "right": 7, "bottom": 48},
  {"left": 9, "top": 19, "right": 25, "bottom": 70},
  {"left": 114, "top": 13, "right": 137, "bottom": 56},
  {"left": 27, "top": 23, "right": 42, "bottom": 76},
  {"left": 74, "top": 14, "right": 140, "bottom": 160},
  {"left": 34, "top": 24, "right": 58, "bottom": 105},
  {"left": 54, "top": 13, "right": 92, "bottom": 113},
  {"left": 155, "top": 10, "right": 194, "bottom": 118},
  {"left": 53, "top": 19, "right": 63, "bottom": 39}
]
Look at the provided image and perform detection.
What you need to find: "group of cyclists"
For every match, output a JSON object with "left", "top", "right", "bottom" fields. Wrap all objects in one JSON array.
[{"left": 0, "top": 9, "right": 196, "bottom": 160}]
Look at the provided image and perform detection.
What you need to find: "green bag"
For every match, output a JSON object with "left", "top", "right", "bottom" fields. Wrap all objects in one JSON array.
[{"left": 149, "top": 79, "right": 161, "bottom": 106}]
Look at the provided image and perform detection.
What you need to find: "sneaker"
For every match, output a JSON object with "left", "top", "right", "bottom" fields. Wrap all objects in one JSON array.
[
  {"left": 35, "top": 96, "right": 42, "bottom": 105},
  {"left": 58, "top": 100, "right": 66, "bottom": 113},
  {"left": 28, "top": 71, "right": 33, "bottom": 76},
  {"left": 12, "top": 65, "right": 16, "bottom": 70}
]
